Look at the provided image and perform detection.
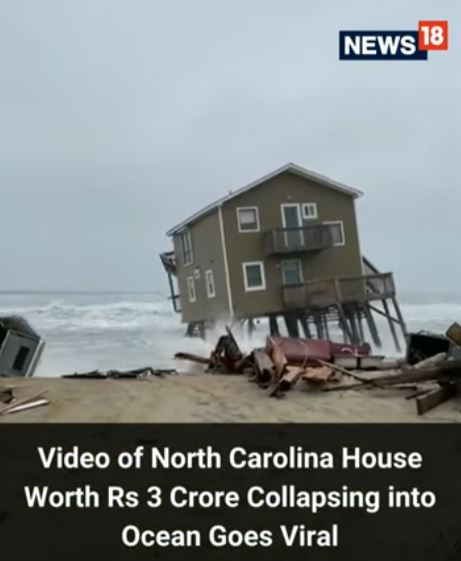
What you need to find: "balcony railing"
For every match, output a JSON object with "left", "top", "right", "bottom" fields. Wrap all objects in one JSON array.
[
  {"left": 263, "top": 224, "right": 335, "bottom": 255},
  {"left": 282, "top": 273, "right": 396, "bottom": 309}
]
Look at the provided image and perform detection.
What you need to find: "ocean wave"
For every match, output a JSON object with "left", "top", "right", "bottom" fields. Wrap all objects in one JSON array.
[{"left": 0, "top": 297, "right": 179, "bottom": 332}]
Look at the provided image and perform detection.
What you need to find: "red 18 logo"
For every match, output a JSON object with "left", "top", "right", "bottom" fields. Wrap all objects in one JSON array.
[{"left": 418, "top": 20, "right": 448, "bottom": 50}]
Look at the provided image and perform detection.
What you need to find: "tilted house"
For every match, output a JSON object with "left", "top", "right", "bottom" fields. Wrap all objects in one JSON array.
[{"left": 161, "top": 163, "right": 406, "bottom": 349}]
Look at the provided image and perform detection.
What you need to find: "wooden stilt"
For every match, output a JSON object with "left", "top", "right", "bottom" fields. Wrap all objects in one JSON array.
[
  {"left": 364, "top": 305, "right": 382, "bottom": 347},
  {"left": 314, "top": 314, "right": 324, "bottom": 339},
  {"left": 269, "top": 315, "right": 280, "bottom": 337},
  {"left": 392, "top": 296, "right": 408, "bottom": 339},
  {"left": 382, "top": 299, "right": 401, "bottom": 352},
  {"left": 357, "top": 309, "right": 365, "bottom": 343},
  {"left": 299, "top": 315, "right": 311, "bottom": 338},
  {"left": 284, "top": 314, "right": 299, "bottom": 338},
  {"left": 336, "top": 303, "right": 354, "bottom": 343},
  {"left": 347, "top": 311, "right": 360, "bottom": 345},
  {"left": 323, "top": 314, "right": 330, "bottom": 340}
]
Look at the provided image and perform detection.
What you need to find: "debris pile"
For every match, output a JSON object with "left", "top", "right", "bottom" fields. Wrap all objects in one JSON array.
[{"left": 175, "top": 322, "right": 461, "bottom": 415}]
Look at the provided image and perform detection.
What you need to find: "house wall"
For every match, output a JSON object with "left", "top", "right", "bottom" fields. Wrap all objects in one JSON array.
[
  {"left": 221, "top": 171, "right": 363, "bottom": 318},
  {"left": 173, "top": 209, "right": 230, "bottom": 324}
]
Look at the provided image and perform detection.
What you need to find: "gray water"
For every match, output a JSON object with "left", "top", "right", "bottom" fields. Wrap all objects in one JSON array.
[{"left": 1, "top": 291, "right": 460, "bottom": 376}]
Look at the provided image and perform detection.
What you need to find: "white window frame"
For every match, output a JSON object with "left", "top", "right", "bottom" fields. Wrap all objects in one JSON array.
[
  {"left": 236, "top": 206, "right": 260, "bottom": 233},
  {"left": 302, "top": 203, "right": 318, "bottom": 220},
  {"left": 242, "top": 261, "right": 266, "bottom": 292},
  {"left": 187, "top": 276, "right": 196, "bottom": 302},
  {"left": 181, "top": 230, "right": 194, "bottom": 266},
  {"left": 281, "top": 259, "right": 304, "bottom": 285},
  {"left": 323, "top": 221, "right": 346, "bottom": 247},
  {"left": 205, "top": 269, "right": 216, "bottom": 299}
]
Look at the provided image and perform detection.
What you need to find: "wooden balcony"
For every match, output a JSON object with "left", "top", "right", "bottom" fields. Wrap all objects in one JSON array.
[
  {"left": 263, "top": 224, "right": 335, "bottom": 255},
  {"left": 282, "top": 273, "right": 396, "bottom": 309}
]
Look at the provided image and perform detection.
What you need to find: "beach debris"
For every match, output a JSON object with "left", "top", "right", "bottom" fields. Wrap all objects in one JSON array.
[
  {"left": 0, "top": 387, "right": 14, "bottom": 404},
  {"left": 0, "top": 390, "right": 48, "bottom": 416},
  {"left": 1, "top": 399, "right": 49, "bottom": 416},
  {"left": 63, "top": 367, "right": 177, "bottom": 380},
  {"left": 172, "top": 322, "right": 461, "bottom": 414},
  {"left": 0, "top": 316, "right": 45, "bottom": 378},
  {"left": 446, "top": 322, "right": 461, "bottom": 348},
  {"left": 406, "top": 331, "right": 450, "bottom": 365}
]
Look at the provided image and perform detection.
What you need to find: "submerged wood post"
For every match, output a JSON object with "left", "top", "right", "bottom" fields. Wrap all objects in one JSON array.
[
  {"left": 323, "top": 314, "right": 330, "bottom": 340},
  {"left": 347, "top": 310, "right": 361, "bottom": 345},
  {"left": 357, "top": 308, "right": 365, "bottom": 343},
  {"left": 284, "top": 314, "right": 300, "bottom": 338},
  {"left": 364, "top": 305, "right": 382, "bottom": 347},
  {"left": 392, "top": 296, "right": 408, "bottom": 340},
  {"left": 314, "top": 314, "right": 324, "bottom": 339},
  {"left": 299, "top": 315, "right": 312, "bottom": 338},
  {"left": 269, "top": 315, "right": 280, "bottom": 337},
  {"left": 333, "top": 278, "right": 354, "bottom": 343},
  {"left": 382, "top": 299, "right": 401, "bottom": 352}
]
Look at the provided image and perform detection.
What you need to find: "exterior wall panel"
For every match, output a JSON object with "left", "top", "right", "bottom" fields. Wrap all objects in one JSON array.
[
  {"left": 221, "top": 171, "right": 363, "bottom": 318},
  {"left": 173, "top": 210, "right": 229, "bottom": 323}
]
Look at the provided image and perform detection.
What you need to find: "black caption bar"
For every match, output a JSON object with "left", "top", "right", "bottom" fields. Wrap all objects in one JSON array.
[{"left": 0, "top": 424, "right": 461, "bottom": 561}]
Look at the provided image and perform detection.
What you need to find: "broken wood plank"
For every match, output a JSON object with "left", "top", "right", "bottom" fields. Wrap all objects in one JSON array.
[
  {"left": 174, "top": 352, "right": 210, "bottom": 365},
  {"left": 0, "top": 391, "right": 47, "bottom": 416},
  {"left": 267, "top": 338, "right": 288, "bottom": 379},
  {"left": 316, "top": 359, "right": 369, "bottom": 383},
  {"left": 2, "top": 399, "right": 49, "bottom": 416},
  {"left": 252, "top": 349, "right": 275, "bottom": 384},
  {"left": 268, "top": 366, "right": 304, "bottom": 397},
  {"left": 302, "top": 366, "right": 334, "bottom": 384},
  {"left": 416, "top": 385, "right": 458, "bottom": 415}
]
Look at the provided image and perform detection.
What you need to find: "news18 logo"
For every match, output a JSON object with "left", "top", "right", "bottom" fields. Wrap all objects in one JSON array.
[{"left": 339, "top": 21, "right": 448, "bottom": 60}]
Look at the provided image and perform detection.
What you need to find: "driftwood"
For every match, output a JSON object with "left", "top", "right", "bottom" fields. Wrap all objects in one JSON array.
[
  {"left": 174, "top": 352, "right": 210, "bottom": 365},
  {"left": 2, "top": 399, "right": 49, "bottom": 416},
  {"left": 0, "top": 391, "right": 47, "bottom": 416}
]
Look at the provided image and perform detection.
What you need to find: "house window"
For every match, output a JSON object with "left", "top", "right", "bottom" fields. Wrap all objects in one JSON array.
[
  {"left": 180, "top": 230, "right": 193, "bottom": 265},
  {"left": 281, "top": 260, "right": 303, "bottom": 285},
  {"left": 237, "top": 207, "right": 260, "bottom": 232},
  {"left": 187, "top": 276, "right": 196, "bottom": 302},
  {"left": 12, "top": 346, "right": 30, "bottom": 371},
  {"left": 324, "top": 221, "right": 345, "bottom": 246},
  {"left": 205, "top": 269, "right": 216, "bottom": 298},
  {"left": 242, "top": 261, "right": 266, "bottom": 292},
  {"left": 302, "top": 203, "right": 318, "bottom": 219}
]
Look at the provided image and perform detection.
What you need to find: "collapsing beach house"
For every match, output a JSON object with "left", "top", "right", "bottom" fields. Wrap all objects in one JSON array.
[{"left": 160, "top": 163, "right": 407, "bottom": 350}]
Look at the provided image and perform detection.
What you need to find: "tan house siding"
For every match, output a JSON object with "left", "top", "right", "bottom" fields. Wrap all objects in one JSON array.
[
  {"left": 173, "top": 209, "right": 229, "bottom": 323},
  {"left": 222, "top": 171, "right": 363, "bottom": 318}
]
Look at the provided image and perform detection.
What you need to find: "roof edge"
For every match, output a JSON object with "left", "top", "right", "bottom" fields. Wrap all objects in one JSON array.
[{"left": 166, "top": 163, "right": 363, "bottom": 236}]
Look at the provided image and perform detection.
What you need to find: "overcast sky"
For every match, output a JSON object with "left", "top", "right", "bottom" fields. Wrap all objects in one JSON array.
[{"left": 0, "top": 0, "right": 459, "bottom": 293}]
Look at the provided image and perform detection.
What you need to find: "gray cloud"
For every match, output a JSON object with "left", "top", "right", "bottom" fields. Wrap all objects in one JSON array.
[{"left": 0, "top": 0, "right": 459, "bottom": 292}]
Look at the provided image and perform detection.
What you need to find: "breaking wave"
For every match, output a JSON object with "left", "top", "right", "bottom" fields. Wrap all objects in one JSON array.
[{"left": 0, "top": 291, "right": 459, "bottom": 376}]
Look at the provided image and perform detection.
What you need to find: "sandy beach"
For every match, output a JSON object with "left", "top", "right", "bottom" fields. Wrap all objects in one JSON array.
[{"left": 1, "top": 372, "right": 461, "bottom": 423}]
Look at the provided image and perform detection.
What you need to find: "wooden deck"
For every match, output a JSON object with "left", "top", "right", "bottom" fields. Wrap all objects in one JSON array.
[{"left": 282, "top": 272, "right": 396, "bottom": 308}]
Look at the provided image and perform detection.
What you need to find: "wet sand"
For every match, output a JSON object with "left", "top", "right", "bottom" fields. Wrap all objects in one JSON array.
[{"left": 1, "top": 373, "right": 461, "bottom": 423}]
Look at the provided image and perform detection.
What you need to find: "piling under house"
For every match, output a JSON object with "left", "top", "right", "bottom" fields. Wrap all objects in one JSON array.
[{"left": 160, "top": 163, "right": 407, "bottom": 350}]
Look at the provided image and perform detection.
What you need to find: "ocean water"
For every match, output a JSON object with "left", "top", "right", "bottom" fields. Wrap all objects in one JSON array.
[{"left": 0, "top": 291, "right": 461, "bottom": 376}]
